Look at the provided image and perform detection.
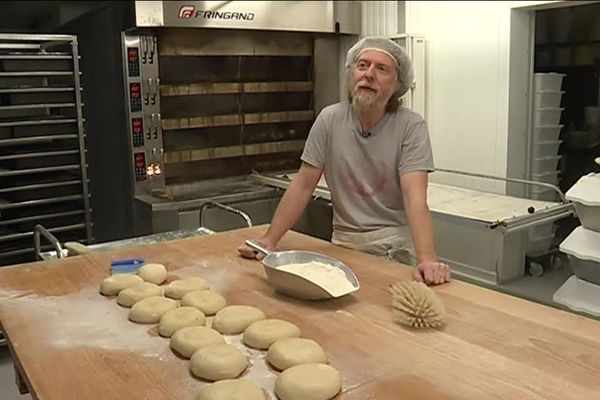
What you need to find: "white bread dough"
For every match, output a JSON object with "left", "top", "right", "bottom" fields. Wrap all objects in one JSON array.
[
  {"left": 137, "top": 263, "right": 168, "bottom": 285},
  {"left": 164, "top": 277, "right": 209, "bottom": 299},
  {"left": 100, "top": 274, "right": 143, "bottom": 296},
  {"left": 181, "top": 290, "right": 226, "bottom": 316},
  {"left": 190, "top": 344, "right": 248, "bottom": 381},
  {"left": 212, "top": 305, "right": 266, "bottom": 335},
  {"left": 170, "top": 326, "right": 225, "bottom": 359},
  {"left": 128, "top": 296, "right": 177, "bottom": 324},
  {"left": 242, "top": 319, "right": 301, "bottom": 350},
  {"left": 267, "top": 337, "right": 328, "bottom": 371},
  {"left": 197, "top": 379, "right": 265, "bottom": 400},
  {"left": 158, "top": 306, "right": 206, "bottom": 337},
  {"left": 117, "top": 282, "right": 162, "bottom": 307},
  {"left": 275, "top": 363, "right": 341, "bottom": 400}
]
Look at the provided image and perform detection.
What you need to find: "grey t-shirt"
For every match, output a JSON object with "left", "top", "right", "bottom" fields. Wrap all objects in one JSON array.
[{"left": 301, "top": 102, "right": 434, "bottom": 235}]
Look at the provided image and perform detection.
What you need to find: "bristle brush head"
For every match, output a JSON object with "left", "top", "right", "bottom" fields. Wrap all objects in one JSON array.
[{"left": 388, "top": 280, "right": 446, "bottom": 329}]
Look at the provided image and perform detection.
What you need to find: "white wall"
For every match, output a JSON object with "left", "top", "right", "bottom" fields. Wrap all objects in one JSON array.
[
  {"left": 361, "top": 1, "right": 402, "bottom": 37},
  {"left": 404, "top": 0, "right": 566, "bottom": 193}
]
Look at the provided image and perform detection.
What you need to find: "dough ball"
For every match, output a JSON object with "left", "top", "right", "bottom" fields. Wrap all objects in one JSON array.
[
  {"left": 275, "top": 363, "right": 341, "bottom": 400},
  {"left": 138, "top": 263, "right": 168, "bottom": 285},
  {"left": 212, "top": 305, "right": 266, "bottom": 335},
  {"left": 181, "top": 290, "right": 226, "bottom": 316},
  {"left": 170, "top": 326, "right": 225, "bottom": 359},
  {"left": 100, "top": 274, "right": 143, "bottom": 296},
  {"left": 190, "top": 344, "right": 248, "bottom": 381},
  {"left": 242, "top": 319, "right": 301, "bottom": 350},
  {"left": 164, "top": 277, "right": 209, "bottom": 299},
  {"left": 64, "top": 241, "right": 92, "bottom": 255},
  {"left": 267, "top": 338, "right": 328, "bottom": 371},
  {"left": 197, "top": 379, "right": 265, "bottom": 400},
  {"left": 128, "top": 296, "right": 177, "bottom": 324},
  {"left": 158, "top": 306, "right": 206, "bottom": 337},
  {"left": 117, "top": 282, "right": 162, "bottom": 307}
]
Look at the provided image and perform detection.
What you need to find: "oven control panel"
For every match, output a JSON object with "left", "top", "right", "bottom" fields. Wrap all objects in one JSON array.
[
  {"left": 134, "top": 152, "right": 146, "bottom": 181},
  {"left": 129, "top": 83, "right": 142, "bottom": 112},
  {"left": 127, "top": 47, "right": 140, "bottom": 77},
  {"left": 131, "top": 117, "right": 144, "bottom": 147},
  {"left": 123, "top": 33, "right": 164, "bottom": 194}
]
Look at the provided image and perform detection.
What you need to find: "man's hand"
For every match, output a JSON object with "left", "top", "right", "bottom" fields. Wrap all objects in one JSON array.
[
  {"left": 237, "top": 238, "right": 275, "bottom": 261},
  {"left": 412, "top": 261, "right": 451, "bottom": 285}
]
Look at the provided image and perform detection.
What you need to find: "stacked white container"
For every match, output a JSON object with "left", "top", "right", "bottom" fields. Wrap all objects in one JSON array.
[
  {"left": 530, "top": 73, "right": 565, "bottom": 202},
  {"left": 526, "top": 73, "right": 566, "bottom": 257},
  {"left": 553, "top": 173, "right": 600, "bottom": 316}
]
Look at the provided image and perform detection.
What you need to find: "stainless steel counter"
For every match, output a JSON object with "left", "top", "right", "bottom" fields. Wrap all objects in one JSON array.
[
  {"left": 131, "top": 176, "right": 282, "bottom": 236},
  {"left": 250, "top": 170, "right": 576, "bottom": 285},
  {"left": 39, "top": 228, "right": 214, "bottom": 261}
]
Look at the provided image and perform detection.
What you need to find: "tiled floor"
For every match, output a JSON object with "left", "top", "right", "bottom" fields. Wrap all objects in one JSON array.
[{"left": 0, "top": 346, "right": 30, "bottom": 400}]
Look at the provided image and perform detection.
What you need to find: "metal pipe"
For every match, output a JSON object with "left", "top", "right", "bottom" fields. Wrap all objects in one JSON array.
[
  {"left": 33, "top": 224, "right": 65, "bottom": 260},
  {"left": 0, "top": 118, "right": 77, "bottom": 128},
  {"left": 200, "top": 201, "right": 253, "bottom": 229},
  {"left": 493, "top": 207, "right": 575, "bottom": 233},
  {"left": 434, "top": 168, "right": 567, "bottom": 202},
  {"left": 71, "top": 36, "right": 94, "bottom": 245}
]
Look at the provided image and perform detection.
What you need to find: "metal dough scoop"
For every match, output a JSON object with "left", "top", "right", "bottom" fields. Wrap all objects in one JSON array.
[{"left": 245, "top": 240, "right": 360, "bottom": 300}]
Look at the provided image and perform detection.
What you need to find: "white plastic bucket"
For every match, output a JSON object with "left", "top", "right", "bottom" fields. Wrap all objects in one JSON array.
[
  {"left": 532, "top": 170, "right": 560, "bottom": 185},
  {"left": 529, "top": 185, "right": 559, "bottom": 202},
  {"left": 534, "top": 91, "right": 564, "bottom": 108},
  {"left": 559, "top": 226, "right": 600, "bottom": 284},
  {"left": 565, "top": 172, "right": 600, "bottom": 232},
  {"left": 533, "top": 125, "right": 562, "bottom": 142},
  {"left": 534, "top": 108, "right": 564, "bottom": 125},
  {"left": 534, "top": 73, "right": 565, "bottom": 91},
  {"left": 532, "top": 140, "right": 562, "bottom": 159},
  {"left": 531, "top": 155, "right": 561, "bottom": 174}
]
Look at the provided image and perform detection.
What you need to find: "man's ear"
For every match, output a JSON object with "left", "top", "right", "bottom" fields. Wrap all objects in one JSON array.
[{"left": 394, "top": 76, "right": 402, "bottom": 93}]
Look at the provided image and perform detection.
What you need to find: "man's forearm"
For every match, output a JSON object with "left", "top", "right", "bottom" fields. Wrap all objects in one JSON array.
[
  {"left": 405, "top": 201, "right": 437, "bottom": 264},
  {"left": 263, "top": 178, "right": 316, "bottom": 246}
]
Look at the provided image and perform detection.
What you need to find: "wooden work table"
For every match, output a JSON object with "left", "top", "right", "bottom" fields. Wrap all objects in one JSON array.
[{"left": 0, "top": 226, "right": 599, "bottom": 399}]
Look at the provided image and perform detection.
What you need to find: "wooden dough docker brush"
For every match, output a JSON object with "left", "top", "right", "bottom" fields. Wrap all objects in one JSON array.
[{"left": 111, "top": 258, "right": 145, "bottom": 275}]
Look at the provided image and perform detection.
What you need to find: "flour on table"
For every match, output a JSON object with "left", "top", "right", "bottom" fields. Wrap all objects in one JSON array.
[
  {"left": 0, "top": 286, "right": 172, "bottom": 359},
  {"left": 0, "top": 287, "right": 280, "bottom": 399},
  {"left": 224, "top": 329, "right": 278, "bottom": 400},
  {"left": 277, "top": 262, "right": 355, "bottom": 296},
  {"left": 169, "top": 265, "right": 230, "bottom": 292}
]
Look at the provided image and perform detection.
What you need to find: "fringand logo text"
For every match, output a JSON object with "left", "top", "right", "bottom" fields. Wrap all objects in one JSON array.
[{"left": 178, "top": 5, "right": 255, "bottom": 21}]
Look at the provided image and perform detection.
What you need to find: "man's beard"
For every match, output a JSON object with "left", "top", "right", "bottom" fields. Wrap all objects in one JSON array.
[{"left": 352, "top": 87, "right": 386, "bottom": 112}]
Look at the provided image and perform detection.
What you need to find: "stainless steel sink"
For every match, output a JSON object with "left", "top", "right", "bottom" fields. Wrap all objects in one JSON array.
[{"left": 201, "top": 195, "right": 333, "bottom": 241}]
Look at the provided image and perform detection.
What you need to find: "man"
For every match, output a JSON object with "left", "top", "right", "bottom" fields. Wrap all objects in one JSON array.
[{"left": 239, "top": 36, "right": 451, "bottom": 286}]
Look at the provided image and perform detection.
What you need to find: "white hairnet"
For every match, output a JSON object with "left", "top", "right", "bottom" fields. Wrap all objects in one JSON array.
[{"left": 345, "top": 36, "right": 414, "bottom": 97}]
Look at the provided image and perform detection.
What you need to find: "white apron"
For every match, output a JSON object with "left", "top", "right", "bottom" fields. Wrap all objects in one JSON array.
[{"left": 331, "top": 226, "right": 417, "bottom": 266}]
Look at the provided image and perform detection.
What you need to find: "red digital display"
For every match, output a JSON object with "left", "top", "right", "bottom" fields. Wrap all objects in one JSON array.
[
  {"left": 128, "top": 47, "right": 139, "bottom": 62},
  {"left": 130, "top": 83, "right": 141, "bottom": 99},
  {"left": 134, "top": 152, "right": 145, "bottom": 168},
  {"left": 127, "top": 47, "right": 140, "bottom": 77},
  {"left": 132, "top": 117, "right": 143, "bottom": 133}
]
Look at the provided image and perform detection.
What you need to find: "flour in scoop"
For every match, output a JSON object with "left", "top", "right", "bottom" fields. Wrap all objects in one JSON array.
[{"left": 278, "top": 262, "right": 355, "bottom": 296}]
